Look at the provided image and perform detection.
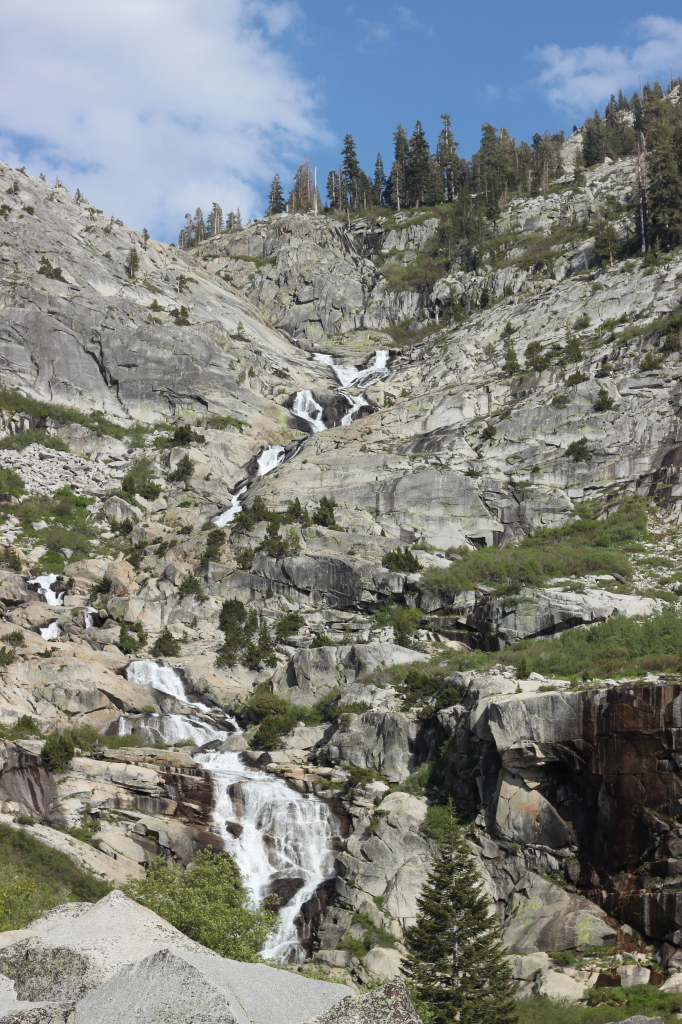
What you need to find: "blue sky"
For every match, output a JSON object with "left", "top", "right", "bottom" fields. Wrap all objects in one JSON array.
[{"left": 1, "top": 1, "right": 681, "bottom": 240}]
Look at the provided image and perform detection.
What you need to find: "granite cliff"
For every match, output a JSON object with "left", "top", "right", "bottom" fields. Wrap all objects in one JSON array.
[{"left": 0, "top": 142, "right": 682, "bottom": 1014}]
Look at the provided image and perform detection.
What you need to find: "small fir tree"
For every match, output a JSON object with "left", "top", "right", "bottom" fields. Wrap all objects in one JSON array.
[
  {"left": 404, "top": 804, "right": 518, "bottom": 1024},
  {"left": 266, "top": 173, "right": 286, "bottom": 215},
  {"left": 127, "top": 246, "right": 140, "bottom": 276}
]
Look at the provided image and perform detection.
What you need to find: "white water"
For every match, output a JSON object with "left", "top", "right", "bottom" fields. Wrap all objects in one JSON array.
[
  {"left": 291, "top": 390, "right": 326, "bottom": 433},
  {"left": 39, "top": 621, "right": 62, "bottom": 641},
  {"left": 257, "top": 445, "right": 286, "bottom": 477},
  {"left": 117, "top": 712, "right": 227, "bottom": 747},
  {"left": 28, "top": 573, "right": 64, "bottom": 606},
  {"left": 125, "top": 659, "right": 211, "bottom": 711},
  {"left": 213, "top": 486, "right": 247, "bottom": 527},
  {"left": 84, "top": 606, "right": 98, "bottom": 629},
  {"left": 196, "top": 748, "right": 336, "bottom": 962},
  {"left": 313, "top": 349, "right": 390, "bottom": 389}
]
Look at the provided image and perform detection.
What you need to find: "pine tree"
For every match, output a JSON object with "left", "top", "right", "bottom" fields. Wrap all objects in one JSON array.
[
  {"left": 194, "top": 208, "right": 206, "bottom": 245},
  {"left": 645, "top": 100, "right": 682, "bottom": 250},
  {"left": 266, "top": 173, "right": 285, "bottom": 216},
  {"left": 127, "top": 246, "right": 140, "bottom": 276},
  {"left": 437, "top": 113, "right": 460, "bottom": 202},
  {"left": 388, "top": 125, "right": 409, "bottom": 210},
  {"left": 371, "top": 154, "right": 385, "bottom": 206},
  {"left": 406, "top": 121, "right": 431, "bottom": 208},
  {"left": 404, "top": 805, "right": 517, "bottom": 1024},
  {"left": 208, "top": 202, "right": 223, "bottom": 235},
  {"left": 341, "top": 134, "right": 361, "bottom": 209},
  {"left": 582, "top": 111, "right": 605, "bottom": 167}
]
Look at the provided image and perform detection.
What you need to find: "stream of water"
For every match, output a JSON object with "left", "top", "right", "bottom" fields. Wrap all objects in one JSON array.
[{"left": 121, "top": 659, "right": 337, "bottom": 962}]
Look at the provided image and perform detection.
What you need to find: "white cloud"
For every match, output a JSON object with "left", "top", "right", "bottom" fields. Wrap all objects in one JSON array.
[
  {"left": 0, "top": 0, "right": 326, "bottom": 239},
  {"left": 535, "top": 16, "right": 682, "bottom": 111}
]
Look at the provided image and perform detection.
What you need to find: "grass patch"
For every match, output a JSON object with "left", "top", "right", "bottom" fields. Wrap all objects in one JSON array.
[
  {"left": 0, "top": 429, "right": 69, "bottom": 453},
  {"left": 0, "top": 823, "right": 110, "bottom": 930},
  {"left": 1, "top": 486, "right": 97, "bottom": 571},
  {"left": 422, "top": 498, "right": 646, "bottom": 596},
  {"left": 0, "top": 388, "right": 147, "bottom": 445},
  {"left": 517, "top": 986, "right": 682, "bottom": 1024},
  {"left": 381, "top": 252, "right": 448, "bottom": 293}
]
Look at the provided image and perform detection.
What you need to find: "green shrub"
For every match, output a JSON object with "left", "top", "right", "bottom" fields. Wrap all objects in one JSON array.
[
  {"left": 0, "top": 823, "right": 110, "bottom": 930},
  {"left": 421, "top": 498, "right": 645, "bottom": 596},
  {"left": 168, "top": 454, "right": 194, "bottom": 483},
  {"left": 274, "top": 611, "right": 305, "bottom": 641},
  {"left": 0, "top": 647, "right": 16, "bottom": 666},
  {"left": 205, "top": 414, "right": 245, "bottom": 433},
  {"left": 310, "top": 633, "right": 335, "bottom": 647},
  {"left": 593, "top": 388, "right": 615, "bottom": 412},
  {"left": 0, "top": 430, "right": 68, "bottom": 453},
  {"left": 168, "top": 425, "right": 205, "bottom": 447},
  {"left": 118, "top": 621, "right": 147, "bottom": 654},
  {"left": 5, "top": 631, "right": 25, "bottom": 648},
  {"left": 574, "top": 314, "right": 591, "bottom": 330},
  {"left": 0, "top": 391, "right": 145, "bottom": 447},
  {"left": 121, "top": 457, "right": 161, "bottom": 500},
  {"left": 0, "top": 468, "right": 24, "bottom": 497},
  {"left": 639, "top": 351, "right": 664, "bottom": 371},
  {"left": 124, "top": 850, "right": 276, "bottom": 961},
  {"left": 203, "top": 529, "right": 225, "bottom": 562},
  {"left": 400, "top": 668, "right": 465, "bottom": 711},
  {"left": 41, "top": 731, "right": 75, "bottom": 772},
  {"left": 382, "top": 547, "right": 422, "bottom": 573},
  {"left": 282, "top": 498, "right": 310, "bottom": 526},
  {"left": 565, "top": 438, "right": 592, "bottom": 461},
  {"left": 178, "top": 575, "right": 206, "bottom": 601},
  {"left": 312, "top": 496, "right": 339, "bottom": 529},
  {"left": 150, "top": 628, "right": 181, "bottom": 657},
  {"left": 100, "top": 733, "right": 145, "bottom": 748}
]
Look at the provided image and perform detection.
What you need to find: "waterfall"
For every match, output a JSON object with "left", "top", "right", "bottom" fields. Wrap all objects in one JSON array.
[
  {"left": 125, "top": 659, "right": 211, "bottom": 711},
  {"left": 116, "top": 712, "right": 228, "bottom": 747},
  {"left": 313, "top": 349, "right": 390, "bottom": 389},
  {"left": 27, "top": 573, "right": 64, "bottom": 606},
  {"left": 256, "top": 445, "right": 286, "bottom": 476},
  {"left": 84, "top": 606, "right": 98, "bottom": 628},
  {"left": 213, "top": 485, "right": 247, "bottom": 527},
  {"left": 291, "top": 390, "right": 326, "bottom": 433},
  {"left": 39, "top": 621, "right": 62, "bottom": 641},
  {"left": 196, "top": 748, "right": 337, "bottom": 963}
]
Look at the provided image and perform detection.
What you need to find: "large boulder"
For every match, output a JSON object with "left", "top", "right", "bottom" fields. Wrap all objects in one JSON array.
[
  {"left": 319, "top": 713, "right": 419, "bottom": 783},
  {"left": 0, "top": 891, "right": 352, "bottom": 1024},
  {"left": 502, "top": 874, "right": 617, "bottom": 953},
  {"left": 304, "top": 978, "right": 421, "bottom": 1024}
]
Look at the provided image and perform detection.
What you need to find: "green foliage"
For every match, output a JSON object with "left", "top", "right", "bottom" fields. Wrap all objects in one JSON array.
[
  {"left": 124, "top": 850, "right": 276, "bottom": 961},
  {"left": 178, "top": 574, "right": 206, "bottom": 601},
  {"left": 37, "top": 257, "right": 67, "bottom": 282},
  {"left": 205, "top": 414, "right": 245, "bottom": 433},
  {"left": 310, "top": 633, "right": 335, "bottom": 647},
  {"left": 524, "top": 341, "right": 549, "bottom": 372},
  {"left": 203, "top": 528, "right": 225, "bottom": 562},
  {"left": 517, "top": 987, "right": 682, "bottom": 1024},
  {"left": 500, "top": 606, "right": 682, "bottom": 680},
  {"left": 422, "top": 498, "right": 646, "bottom": 596},
  {"left": 121, "top": 457, "right": 161, "bottom": 500},
  {"left": 574, "top": 314, "right": 591, "bottom": 330},
  {"left": 5, "top": 631, "right": 25, "bottom": 648},
  {"left": 593, "top": 388, "right": 615, "bottom": 412},
  {"left": 0, "top": 429, "right": 69, "bottom": 453},
  {"left": 0, "top": 823, "right": 110, "bottom": 930},
  {"left": 565, "top": 438, "right": 592, "bottom": 462},
  {"left": 282, "top": 498, "right": 311, "bottom": 526},
  {"left": 374, "top": 603, "right": 424, "bottom": 647},
  {"left": 0, "top": 646, "right": 15, "bottom": 666},
  {"left": 40, "top": 731, "right": 75, "bottom": 772},
  {"left": 0, "top": 389, "right": 147, "bottom": 445},
  {"left": 481, "top": 423, "right": 497, "bottom": 442},
  {"left": 274, "top": 611, "right": 305, "bottom": 641},
  {"left": 0, "top": 468, "right": 24, "bottom": 497},
  {"left": 400, "top": 668, "right": 466, "bottom": 711},
  {"left": 118, "top": 621, "right": 147, "bottom": 654},
  {"left": 150, "top": 628, "right": 181, "bottom": 657},
  {"left": 217, "top": 600, "right": 274, "bottom": 669},
  {"left": 1, "top": 547, "right": 21, "bottom": 572},
  {"left": 404, "top": 805, "right": 517, "bottom": 1024},
  {"left": 168, "top": 454, "right": 195, "bottom": 483},
  {"left": 382, "top": 547, "right": 422, "bottom": 573},
  {"left": 312, "top": 496, "right": 339, "bottom": 529},
  {"left": 639, "top": 351, "right": 664, "bottom": 371},
  {"left": 100, "top": 733, "right": 146, "bottom": 749}
]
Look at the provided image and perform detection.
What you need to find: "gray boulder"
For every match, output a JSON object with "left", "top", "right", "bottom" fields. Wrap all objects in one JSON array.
[
  {"left": 303, "top": 979, "right": 421, "bottom": 1024},
  {"left": 320, "top": 714, "right": 418, "bottom": 783},
  {"left": 502, "top": 873, "right": 617, "bottom": 953}
]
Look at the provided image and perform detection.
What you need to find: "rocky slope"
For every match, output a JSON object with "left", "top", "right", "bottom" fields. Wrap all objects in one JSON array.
[{"left": 1, "top": 151, "right": 682, "bottom": 1010}]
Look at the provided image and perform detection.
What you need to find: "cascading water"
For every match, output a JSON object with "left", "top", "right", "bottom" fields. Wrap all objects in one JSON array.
[
  {"left": 291, "top": 390, "right": 326, "bottom": 433},
  {"left": 116, "top": 713, "right": 227, "bottom": 747},
  {"left": 125, "top": 659, "right": 211, "bottom": 711},
  {"left": 256, "top": 445, "right": 286, "bottom": 476},
  {"left": 28, "top": 574, "right": 64, "bottom": 607},
  {"left": 39, "top": 621, "right": 62, "bottom": 641},
  {"left": 213, "top": 485, "right": 248, "bottom": 527},
  {"left": 196, "top": 747, "right": 337, "bottom": 962}
]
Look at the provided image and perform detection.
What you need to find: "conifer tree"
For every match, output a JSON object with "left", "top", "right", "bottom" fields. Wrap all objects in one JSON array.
[
  {"left": 404, "top": 805, "right": 517, "bottom": 1024},
  {"left": 389, "top": 125, "right": 409, "bottom": 210},
  {"left": 266, "top": 173, "right": 285, "bottom": 215},
  {"left": 208, "top": 202, "right": 223, "bottom": 235},
  {"left": 646, "top": 100, "right": 682, "bottom": 250},
  {"left": 194, "top": 208, "right": 206, "bottom": 245},
  {"left": 127, "top": 246, "right": 140, "bottom": 276},
  {"left": 437, "top": 113, "right": 460, "bottom": 202},
  {"left": 406, "top": 121, "right": 431, "bottom": 207},
  {"left": 371, "top": 154, "right": 385, "bottom": 206},
  {"left": 582, "top": 111, "right": 605, "bottom": 167},
  {"left": 341, "top": 134, "right": 361, "bottom": 209}
]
